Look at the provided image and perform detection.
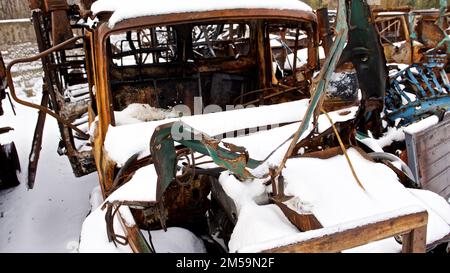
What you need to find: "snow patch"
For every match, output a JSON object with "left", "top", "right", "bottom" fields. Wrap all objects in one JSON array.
[
  {"left": 108, "top": 165, "right": 158, "bottom": 203},
  {"left": 104, "top": 99, "right": 311, "bottom": 166},
  {"left": 375, "top": 126, "right": 406, "bottom": 148},
  {"left": 229, "top": 204, "right": 299, "bottom": 252},
  {"left": 141, "top": 227, "right": 207, "bottom": 253},
  {"left": 238, "top": 206, "right": 425, "bottom": 253},
  {"left": 228, "top": 148, "right": 450, "bottom": 252},
  {"left": 403, "top": 115, "right": 439, "bottom": 135},
  {"left": 114, "top": 103, "right": 180, "bottom": 126}
]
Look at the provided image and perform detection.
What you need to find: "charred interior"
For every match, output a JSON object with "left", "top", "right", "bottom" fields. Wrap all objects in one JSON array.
[{"left": 105, "top": 19, "right": 318, "bottom": 121}]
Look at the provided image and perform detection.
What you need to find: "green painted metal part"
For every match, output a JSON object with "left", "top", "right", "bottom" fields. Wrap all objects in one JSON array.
[
  {"left": 290, "top": 0, "right": 349, "bottom": 147},
  {"left": 150, "top": 122, "right": 265, "bottom": 202},
  {"left": 439, "top": 0, "right": 448, "bottom": 29},
  {"left": 299, "top": 0, "right": 348, "bottom": 137}
]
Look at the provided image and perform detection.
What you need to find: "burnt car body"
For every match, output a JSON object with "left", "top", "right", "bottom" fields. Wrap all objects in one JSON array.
[
  {"left": 73, "top": 1, "right": 327, "bottom": 199},
  {"left": 76, "top": 0, "right": 447, "bottom": 253},
  {"left": 373, "top": 8, "right": 450, "bottom": 65},
  {"left": 88, "top": 3, "right": 322, "bottom": 252}
]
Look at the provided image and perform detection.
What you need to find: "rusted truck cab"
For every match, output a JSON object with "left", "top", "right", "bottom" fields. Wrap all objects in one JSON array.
[
  {"left": 77, "top": 2, "right": 326, "bottom": 252},
  {"left": 373, "top": 10, "right": 420, "bottom": 64},
  {"left": 374, "top": 8, "right": 450, "bottom": 65},
  {"left": 58, "top": 0, "right": 450, "bottom": 254},
  {"left": 87, "top": 6, "right": 320, "bottom": 197}
]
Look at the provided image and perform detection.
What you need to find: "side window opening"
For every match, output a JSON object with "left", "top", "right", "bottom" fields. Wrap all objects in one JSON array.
[
  {"left": 109, "top": 26, "right": 177, "bottom": 67},
  {"left": 375, "top": 16, "right": 407, "bottom": 45},
  {"left": 106, "top": 22, "right": 258, "bottom": 121},
  {"left": 269, "top": 25, "right": 310, "bottom": 81},
  {"left": 192, "top": 23, "right": 250, "bottom": 60}
]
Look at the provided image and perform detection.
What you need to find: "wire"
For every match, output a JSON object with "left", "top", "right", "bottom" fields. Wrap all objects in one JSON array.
[{"left": 321, "top": 108, "right": 366, "bottom": 191}]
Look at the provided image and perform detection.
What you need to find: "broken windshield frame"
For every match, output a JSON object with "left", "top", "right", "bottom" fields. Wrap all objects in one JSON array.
[{"left": 101, "top": 18, "right": 318, "bottom": 127}]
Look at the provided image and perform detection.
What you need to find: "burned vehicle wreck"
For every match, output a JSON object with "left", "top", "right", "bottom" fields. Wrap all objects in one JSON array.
[
  {"left": 76, "top": 0, "right": 450, "bottom": 253},
  {"left": 373, "top": 6, "right": 450, "bottom": 66},
  {"left": 4, "top": 0, "right": 450, "bottom": 253}
]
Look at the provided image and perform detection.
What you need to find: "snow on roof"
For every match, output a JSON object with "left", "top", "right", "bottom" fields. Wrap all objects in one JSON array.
[
  {"left": 91, "top": 0, "right": 313, "bottom": 28},
  {"left": 376, "top": 11, "right": 408, "bottom": 16}
]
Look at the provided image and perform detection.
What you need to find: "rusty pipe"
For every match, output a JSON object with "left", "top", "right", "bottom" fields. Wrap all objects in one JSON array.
[
  {"left": 6, "top": 36, "right": 89, "bottom": 139},
  {"left": 317, "top": 8, "right": 333, "bottom": 57}
]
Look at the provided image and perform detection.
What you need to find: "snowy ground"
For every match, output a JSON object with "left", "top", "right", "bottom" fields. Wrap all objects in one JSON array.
[{"left": 0, "top": 43, "right": 98, "bottom": 253}]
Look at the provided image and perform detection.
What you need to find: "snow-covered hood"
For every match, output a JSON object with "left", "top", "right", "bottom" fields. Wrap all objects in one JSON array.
[{"left": 103, "top": 100, "right": 358, "bottom": 167}]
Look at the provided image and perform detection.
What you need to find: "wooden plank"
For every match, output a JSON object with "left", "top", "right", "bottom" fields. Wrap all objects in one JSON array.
[
  {"left": 416, "top": 131, "right": 450, "bottom": 162},
  {"left": 415, "top": 118, "right": 450, "bottom": 148},
  {"left": 420, "top": 155, "right": 450, "bottom": 185},
  {"left": 408, "top": 119, "right": 450, "bottom": 199},
  {"left": 416, "top": 132, "right": 450, "bottom": 154},
  {"left": 273, "top": 198, "right": 323, "bottom": 232},
  {"left": 417, "top": 138, "right": 450, "bottom": 166},
  {"left": 402, "top": 226, "right": 427, "bottom": 253},
  {"left": 424, "top": 168, "right": 450, "bottom": 195},
  {"left": 263, "top": 211, "right": 428, "bottom": 253}
]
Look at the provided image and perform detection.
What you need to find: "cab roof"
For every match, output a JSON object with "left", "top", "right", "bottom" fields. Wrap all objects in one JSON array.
[{"left": 91, "top": 0, "right": 314, "bottom": 28}]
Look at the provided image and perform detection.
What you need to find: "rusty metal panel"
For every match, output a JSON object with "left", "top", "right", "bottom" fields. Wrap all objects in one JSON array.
[{"left": 406, "top": 117, "right": 450, "bottom": 199}]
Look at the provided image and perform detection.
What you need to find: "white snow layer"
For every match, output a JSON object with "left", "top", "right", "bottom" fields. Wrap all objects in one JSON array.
[
  {"left": 78, "top": 165, "right": 204, "bottom": 253},
  {"left": 79, "top": 194, "right": 132, "bottom": 253},
  {"left": 374, "top": 116, "right": 439, "bottom": 148},
  {"left": 114, "top": 103, "right": 180, "bottom": 126},
  {"left": 141, "top": 227, "right": 207, "bottom": 253},
  {"left": 108, "top": 165, "right": 158, "bottom": 203},
  {"left": 79, "top": 150, "right": 208, "bottom": 252},
  {"left": 91, "top": 0, "right": 313, "bottom": 27},
  {"left": 89, "top": 97, "right": 450, "bottom": 253},
  {"left": 80, "top": 202, "right": 206, "bottom": 253},
  {"left": 0, "top": 18, "right": 31, "bottom": 24},
  {"left": 0, "top": 46, "right": 98, "bottom": 253},
  {"left": 105, "top": 99, "right": 307, "bottom": 166},
  {"left": 375, "top": 126, "right": 406, "bottom": 148},
  {"left": 79, "top": 164, "right": 158, "bottom": 252},
  {"left": 238, "top": 206, "right": 425, "bottom": 253},
  {"left": 221, "top": 148, "right": 450, "bottom": 252},
  {"left": 403, "top": 115, "right": 439, "bottom": 135},
  {"left": 90, "top": 109, "right": 450, "bottom": 253},
  {"left": 104, "top": 100, "right": 358, "bottom": 167}
]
